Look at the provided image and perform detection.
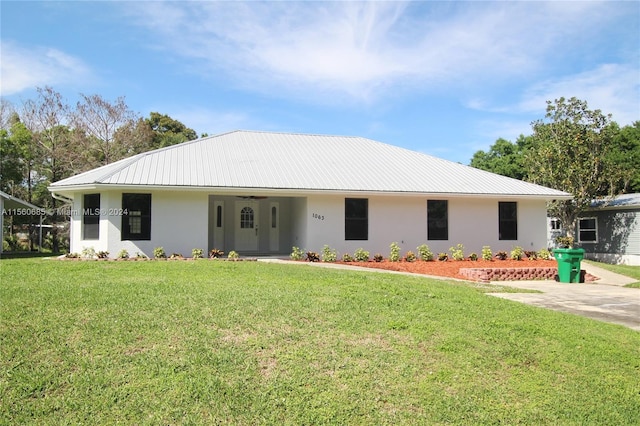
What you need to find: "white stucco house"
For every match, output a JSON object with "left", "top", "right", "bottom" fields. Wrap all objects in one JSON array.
[{"left": 48, "top": 130, "right": 571, "bottom": 258}]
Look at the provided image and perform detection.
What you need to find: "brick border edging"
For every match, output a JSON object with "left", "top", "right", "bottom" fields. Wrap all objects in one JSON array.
[{"left": 459, "top": 267, "right": 597, "bottom": 283}]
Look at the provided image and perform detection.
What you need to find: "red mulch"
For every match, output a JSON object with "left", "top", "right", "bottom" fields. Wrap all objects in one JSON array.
[{"left": 336, "top": 258, "right": 559, "bottom": 280}]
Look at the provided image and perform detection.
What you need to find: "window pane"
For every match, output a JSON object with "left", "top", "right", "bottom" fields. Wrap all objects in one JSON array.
[
  {"left": 216, "top": 205, "right": 223, "bottom": 228},
  {"left": 428, "top": 200, "right": 448, "bottom": 240},
  {"left": 345, "top": 198, "right": 368, "bottom": 240},
  {"left": 578, "top": 218, "right": 597, "bottom": 242},
  {"left": 271, "top": 206, "right": 277, "bottom": 228},
  {"left": 499, "top": 202, "right": 517, "bottom": 240},
  {"left": 122, "top": 194, "right": 151, "bottom": 240},
  {"left": 240, "top": 207, "right": 254, "bottom": 229},
  {"left": 83, "top": 193, "right": 100, "bottom": 240}
]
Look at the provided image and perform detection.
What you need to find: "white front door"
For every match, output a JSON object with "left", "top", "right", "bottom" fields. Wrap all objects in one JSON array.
[{"left": 235, "top": 201, "right": 259, "bottom": 251}]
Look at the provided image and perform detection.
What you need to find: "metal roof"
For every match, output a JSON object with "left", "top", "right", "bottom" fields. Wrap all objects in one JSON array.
[
  {"left": 590, "top": 193, "right": 640, "bottom": 209},
  {"left": 49, "top": 130, "right": 570, "bottom": 198}
]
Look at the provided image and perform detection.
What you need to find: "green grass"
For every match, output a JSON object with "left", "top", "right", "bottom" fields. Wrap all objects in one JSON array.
[
  {"left": 584, "top": 260, "right": 640, "bottom": 287},
  {"left": 2, "top": 259, "right": 639, "bottom": 425}
]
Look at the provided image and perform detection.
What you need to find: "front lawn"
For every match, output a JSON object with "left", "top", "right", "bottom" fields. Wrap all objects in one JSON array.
[
  {"left": 1, "top": 259, "right": 639, "bottom": 424},
  {"left": 584, "top": 260, "right": 640, "bottom": 287}
]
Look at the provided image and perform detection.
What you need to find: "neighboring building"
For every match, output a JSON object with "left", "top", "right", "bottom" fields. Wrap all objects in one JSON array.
[
  {"left": 0, "top": 190, "right": 46, "bottom": 254},
  {"left": 48, "top": 130, "right": 570, "bottom": 258},
  {"left": 578, "top": 194, "right": 640, "bottom": 265}
]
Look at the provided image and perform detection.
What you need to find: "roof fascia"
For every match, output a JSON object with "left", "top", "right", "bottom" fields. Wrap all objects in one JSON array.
[{"left": 48, "top": 183, "right": 571, "bottom": 201}]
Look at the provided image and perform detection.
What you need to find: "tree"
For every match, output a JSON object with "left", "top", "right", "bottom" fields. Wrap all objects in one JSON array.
[
  {"left": 525, "top": 97, "right": 633, "bottom": 240},
  {"left": 609, "top": 121, "right": 640, "bottom": 193},
  {"left": 145, "top": 112, "right": 198, "bottom": 149},
  {"left": 73, "top": 94, "right": 142, "bottom": 167},
  {"left": 469, "top": 135, "right": 533, "bottom": 180}
]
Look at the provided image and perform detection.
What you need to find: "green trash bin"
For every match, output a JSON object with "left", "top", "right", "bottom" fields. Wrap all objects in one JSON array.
[{"left": 553, "top": 248, "right": 585, "bottom": 283}]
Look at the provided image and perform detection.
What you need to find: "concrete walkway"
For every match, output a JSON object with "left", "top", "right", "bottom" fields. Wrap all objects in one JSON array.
[{"left": 487, "top": 262, "right": 640, "bottom": 331}]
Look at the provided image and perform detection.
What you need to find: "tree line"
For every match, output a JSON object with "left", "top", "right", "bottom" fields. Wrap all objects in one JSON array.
[{"left": 1, "top": 86, "right": 199, "bottom": 251}]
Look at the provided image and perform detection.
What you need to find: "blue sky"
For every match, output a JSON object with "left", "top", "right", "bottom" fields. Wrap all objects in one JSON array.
[{"left": 1, "top": 1, "right": 638, "bottom": 164}]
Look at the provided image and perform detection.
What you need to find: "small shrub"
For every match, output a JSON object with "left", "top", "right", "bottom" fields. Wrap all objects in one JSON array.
[
  {"left": 81, "top": 246, "right": 97, "bottom": 259},
  {"left": 228, "top": 250, "right": 239, "bottom": 260},
  {"left": 481, "top": 246, "right": 493, "bottom": 261},
  {"left": 373, "top": 253, "right": 384, "bottom": 262},
  {"left": 468, "top": 252, "right": 478, "bottom": 261},
  {"left": 306, "top": 251, "right": 320, "bottom": 262},
  {"left": 354, "top": 248, "right": 370, "bottom": 262},
  {"left": 209, "top": 248, "right": 224, "bottom": 259},
  {"left": 153, "top": 247, "right": 166, "bottom": 259},
  {"left": 450, "top": 243, "right": 465, "bottom": 261},
  {"left": 524, "top": 250, "right": 538, "bottom": 260},
  {"left": 417, "top": 244, "right": 433, "bottom": 261},
  {"left": 342, "top": 253, "right": 354, "bottom": 262},
  {"left": 290, "top": 246, "right": 305, "bottom": 261},
  {"left": 495, "top": 251, "right": 508, "bottom": 260},
  {"left": 192, "top": 248, "right": 204, "bottom": 259},
  {"left": 170, "top": 253, "right": 183, "bottom": 259},
  {"left": 510, "top": 246, "right": 524, "bottom": 260},
  {"left": 389, "top": 242, "right": 401, "bottom": 262},
  {"left": 117, "top": 249, "right": 129, "bottom": 259},
  {"left": 537, "top": 248, "right": 551, "bottom": 260},
  {"left": 135, "top": 252, "right": 148, "bottom": 259},
  {"left": 97, "top": 251, "right": 109, "bottom": 259},
  {"left": 65, "top": 252, "right": 80, "bottom": 259},
  {"left": 438, "top": 252, "right": 448, "bottom": 261},
  {"left": 555, "top": 236, "right": 574, "bottom": 248},
  {"left": 321, "top": 245, "right": 337, "bottom": 262},
  {"left": 405, "top": 251, "right": 417, "bottom": 262}
]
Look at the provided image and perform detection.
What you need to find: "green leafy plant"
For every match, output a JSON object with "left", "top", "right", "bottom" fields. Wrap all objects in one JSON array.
[
  {"left": 449, "top": 244, "right": 465, "bottom": 261},
  {"left": 373, "top": 253, "right": 384, "bottom": 262},
  {"left": 525, "top": 250, "right": 538, "bottom": 260},
  {"left": 97, "top": 251, "right": 109, "bottom": 259},
  {"left": 170, "top": 253, "right": 184, "bottom": 259},
  {"left": 481, "top": 246, "right": 493, "bottom": 261},
  {"left": 404, "top": 251, "right": 417, "bottom": 262},
  {"left": 81, "top": 246, "right": 97, "bottom": 259},
  {"left": 389, "top": 242, "right": 401, "bottom": 262},
  {"left": 495, "top": 251, "right": 508, "bottom": 260},
  {"left": 228, "top": 250, "right": 239, "bottom": 260},
  {"left": 117, "top": 249, "right": 129, "bottom": 259},
  {"left": 438, "top": 252, "right": 448, "bottom": 261},
  {"left": 192, "top": 248, "right": 204, "bottom": 259},
  {"left": 342, "top": 253, "right": 353, "bottom": 262},
  {"left": 135, "top": 252, "right": 148, "bottom": 259},
  {"left": 417, "top": 244, "right": 433, "bottom": 261},
  {"left": 306, "top": 251, "right": 320, "bottom": 262},
  {"left": 510, "top": 246, "right": 524, "bottom": 260},
  {"left": 321, "top": 245, "right": 337, "bottom": 262},
  {"left": 354, "top": 248, "right": 370, "bottom": 262},
  {"left": 290, "top": 246, "right": 304, "bottom": 261},
  {"left": 537, "top": 248, "right": 552, "bottom": 260},
  {"left": 153, "top": 247, "right": 166, "bottom": 259},
  {"left": 64, "top": 252, "right": 80, "bottom": 259},
  {"left": 468, "top": 253, "right": 478, "bottom": 261},
  {"left": 556, "top": 236, "right": 574, "bottom": 248},
  {"left": 209, "top": 248, "right": 224, "bottom": 259}
]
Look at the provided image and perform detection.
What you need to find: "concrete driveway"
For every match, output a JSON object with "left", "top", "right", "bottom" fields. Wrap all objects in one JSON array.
[{"left": 488, "top": 262, "right": 640, "bottom": 331}]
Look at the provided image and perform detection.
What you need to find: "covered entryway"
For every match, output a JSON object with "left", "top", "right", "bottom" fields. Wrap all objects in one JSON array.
[{"left": 208, "top": 195, "right": 303, "bottom": 255}]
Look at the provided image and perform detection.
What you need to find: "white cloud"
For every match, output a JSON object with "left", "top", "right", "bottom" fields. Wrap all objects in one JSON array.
[
  {"left": 519, "top": 64, "right": 640, "bottom": 125},
  {"left": 0, "top": 41, "right": 93, "bottom": 96},
  {"left": 124, "top": 1, "right": 633, "bottom": 103}
]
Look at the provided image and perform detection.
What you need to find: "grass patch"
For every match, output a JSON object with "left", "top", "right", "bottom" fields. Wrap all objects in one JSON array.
[
  {"left": 2, "top": 259, "right": 639, "bottom": 424},
  {"left": 584, "top": 260, "right": 640, "bottom": 287}
]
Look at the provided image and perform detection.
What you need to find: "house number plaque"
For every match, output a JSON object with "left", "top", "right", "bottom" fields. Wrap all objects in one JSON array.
[{"left": 312, "top": 213, "right": 325, "bottom": 220}]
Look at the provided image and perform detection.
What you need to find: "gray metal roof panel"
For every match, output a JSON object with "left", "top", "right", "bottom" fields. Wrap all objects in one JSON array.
[{"left": 50, "top": 130, "right": 570, "bottom": 197}]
